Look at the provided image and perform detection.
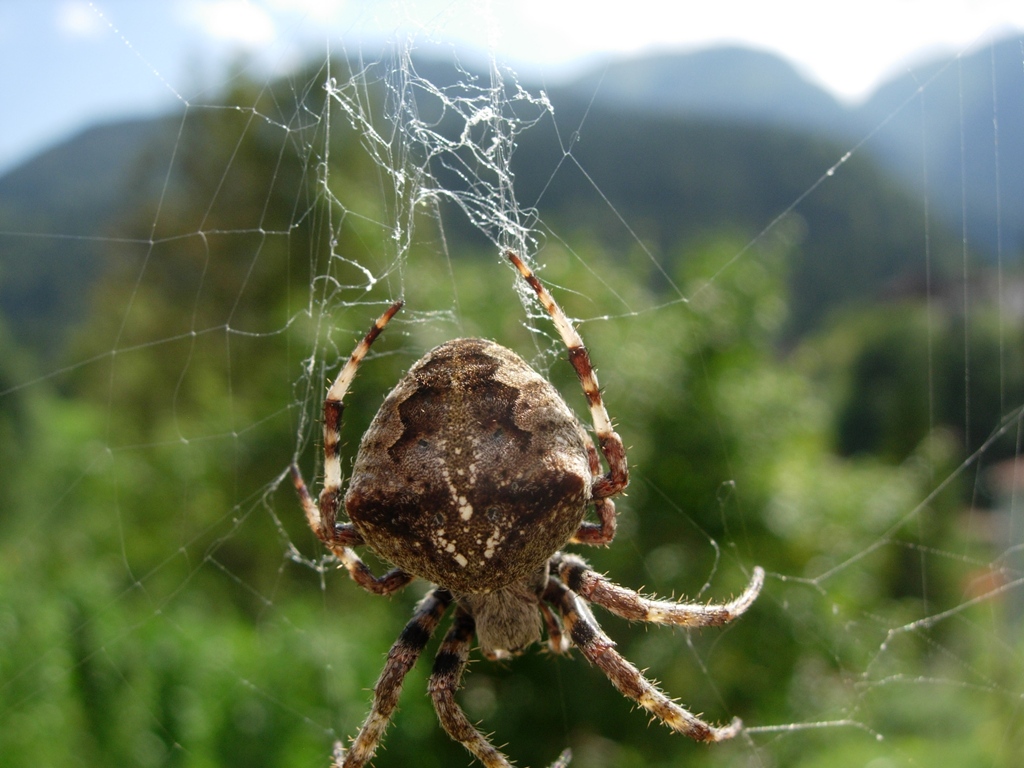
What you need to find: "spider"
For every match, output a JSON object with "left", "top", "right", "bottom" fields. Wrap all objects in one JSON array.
[{"left": 290, "top": 250, "right": 765, "bottom": 768}]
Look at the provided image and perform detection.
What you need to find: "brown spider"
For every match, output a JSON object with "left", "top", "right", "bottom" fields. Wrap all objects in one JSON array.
[{"left": 290, "top": 250, "right": 764, "bottom": 768}]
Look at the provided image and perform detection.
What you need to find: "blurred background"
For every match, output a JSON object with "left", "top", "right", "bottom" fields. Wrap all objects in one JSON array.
[{"left": 1, "top": 3, "right": 1023, "bottom": 767}]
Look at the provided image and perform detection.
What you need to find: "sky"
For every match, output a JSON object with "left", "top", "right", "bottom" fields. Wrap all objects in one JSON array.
[{"left": 0, "top": 0, "right": 1022, "bottom": 174}]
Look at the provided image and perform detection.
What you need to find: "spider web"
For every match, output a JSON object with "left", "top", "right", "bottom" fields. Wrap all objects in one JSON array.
[{"left": 0, "top": 5, "right": 1022, "bottom": 768}]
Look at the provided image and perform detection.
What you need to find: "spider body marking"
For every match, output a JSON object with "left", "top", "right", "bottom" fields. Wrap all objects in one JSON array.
[
  {"left": 290, "top": 250, "right": 764, "bottom": 768},
  {"left": 346, "top": 337, "right": 592, "bottom": 605}
]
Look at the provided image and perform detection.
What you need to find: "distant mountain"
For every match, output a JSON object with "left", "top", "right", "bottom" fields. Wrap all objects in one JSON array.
[
  {"left": 508, "top": 98, "right": 958, "bottom": 337},
  {"left": 857, "top": 34, "right": 1024, "bottom": 257},
  {"left": 1, "top": 37, "right": 1016, "bottom": 354},
  {"left": 0, "top": 116, "right": 179, "bottom": 357},
  {"left": 561, "top": 46, "right": 849, "bottom": 134},
  {"left": 557, "top": 33, "right": 1024, "bottom": 256}
]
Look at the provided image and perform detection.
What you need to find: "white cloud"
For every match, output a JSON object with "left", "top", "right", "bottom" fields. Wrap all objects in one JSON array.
[
  {"left": 499, "top": 0, "right": 1024, "bottom": 100},
  {"left": 55, "top": 1, "right": 105, "bottom": 38},
  {"left": 183, "top": 0, "right": 277, "bottom": 48},
  {"left": 265, "top": 0, "right": 349, "bottom": 25}
]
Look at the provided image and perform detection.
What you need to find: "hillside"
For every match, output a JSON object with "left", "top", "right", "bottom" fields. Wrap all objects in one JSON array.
[
  {"left": 0, "top": 116, "right": 180, "bottom": 356},
  {"left": 559, "top": 33, "right": 1024, "bottom": 255},
  {"left": 561, "top": 45, "right": 849, "bottom": 133},
  {"left": 1, "top": 37, "right": 1013, "bottom": 352}
]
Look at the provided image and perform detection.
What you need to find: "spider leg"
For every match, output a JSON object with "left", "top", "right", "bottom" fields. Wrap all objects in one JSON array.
[
  {"left": 545, "top": 579, "right": 743, "bottom": 743},
  {"left": 540, "top": 601, "right": 571, "bottom": 655},
  {"left": 290, "top": 464, "right": 413, "bottom": 595},
  {"left": 335, "top": 588, "right": 453, "bottom": 768},
  {"left": 570, "top": 498, "right": 616, "bottom": 546},
  {"left": 507, "top": 251, "right": 628, "bottom": 502},
  {"left": 556, "top": 553, "right": 764, "bottom": 627},
  {"left": 429, "top": 608, "right": 511, "bottom": 767},
  {"left": 569, "top": 445, "right": 617, "bottom": 546},
  {"left": 429, "top": 608, "right": 573, "bottom": 768},
  {"left": 291, "top": 301, "right": 413, "bottom": 596},
  {"left": 322, "top": 300, "right": 404, "bottom": 501}
]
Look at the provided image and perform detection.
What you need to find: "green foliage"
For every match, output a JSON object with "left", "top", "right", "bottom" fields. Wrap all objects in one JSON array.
[{"left": 821, "top": 299, "right": 1024, "bottom": 466}]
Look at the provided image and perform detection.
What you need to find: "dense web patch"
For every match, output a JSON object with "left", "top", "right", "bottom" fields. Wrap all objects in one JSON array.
[{"left": 0, "top": 8, "right": 1022, "bottom": 768}]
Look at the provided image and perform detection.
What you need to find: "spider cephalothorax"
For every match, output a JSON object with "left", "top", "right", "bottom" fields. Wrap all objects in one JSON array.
[{"left": 290, "top": 251, "right": 764, "bottom": 768}]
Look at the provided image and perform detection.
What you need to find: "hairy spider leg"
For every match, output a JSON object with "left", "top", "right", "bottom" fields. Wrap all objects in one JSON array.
[
  {"left": 570, "top": 444, "right": 617, "bottom": 545},
  {"left": 333, "top": 588, "right": 453, "bottom": 768},
  {"left": 545, "top": 579, "right": 743, "bottom": 743},
  {"left": 429, "top": 607, "right": 574, "bottom": 768},
  {"left": 290, "top": 300, "right": 413, "bottom": 595},
  {"left": 539, "top": 601, "right": 571, "bottom": 655},
  {"left": 557, "top": 554, "right": 765, "bottom": 627},
  {"left": 506, "top": 251, "right": 628, "bottom": 542}
]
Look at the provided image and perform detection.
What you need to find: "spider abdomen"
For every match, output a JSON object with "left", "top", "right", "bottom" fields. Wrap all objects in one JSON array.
[{"left": 345, "top": 338, "right": 592, "bottom": 594}]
